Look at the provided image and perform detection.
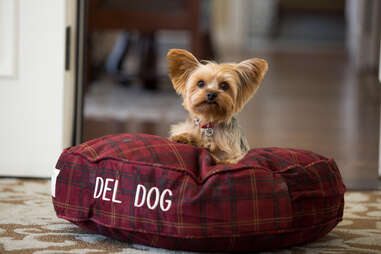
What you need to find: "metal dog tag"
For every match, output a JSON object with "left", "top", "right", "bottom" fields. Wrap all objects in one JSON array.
[{"left": 205, "top": 128, "right": 214, "bottom": 137}]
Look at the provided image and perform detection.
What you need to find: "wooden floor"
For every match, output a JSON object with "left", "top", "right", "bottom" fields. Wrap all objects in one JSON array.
[
  {"left": 236, "top": 50, "right": 380, "bottom": 190},
  {"left": 83, "top": 49, "right": 380, "bottom": 190}
]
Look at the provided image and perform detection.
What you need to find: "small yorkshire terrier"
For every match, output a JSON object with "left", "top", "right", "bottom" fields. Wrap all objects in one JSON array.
[{"left": 167, "top": 49, "right": 268, "bottom": 164}]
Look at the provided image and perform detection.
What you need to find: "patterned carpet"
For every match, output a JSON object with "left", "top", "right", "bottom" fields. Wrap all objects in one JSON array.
[{"left": 0, "top": 179, "right": 380, "bottom": 254}]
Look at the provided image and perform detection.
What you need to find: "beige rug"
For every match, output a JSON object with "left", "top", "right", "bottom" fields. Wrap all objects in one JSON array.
[{"left": 0, "top": 179, "right": 380, "bottom": 254}]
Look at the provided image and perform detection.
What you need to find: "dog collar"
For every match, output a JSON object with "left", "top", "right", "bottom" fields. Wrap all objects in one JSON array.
[
  {"left": 200, "top": 123, "right": 214, "bottom": 129},
  {"left": 194, "top": 119, "right": 214, "bottom": 137}
]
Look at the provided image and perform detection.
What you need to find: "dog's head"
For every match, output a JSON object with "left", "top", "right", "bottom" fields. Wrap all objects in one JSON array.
[{"left": 167, "top": 49, "right": 268, "bottom": 122}]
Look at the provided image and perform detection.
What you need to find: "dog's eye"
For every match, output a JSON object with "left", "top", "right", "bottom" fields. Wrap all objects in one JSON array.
[
  {"left": 219, "top": 82, "right": 229, "bottom": 90},
  {"left": 197, "top": 80, "right": 205, "bottom": 88}
]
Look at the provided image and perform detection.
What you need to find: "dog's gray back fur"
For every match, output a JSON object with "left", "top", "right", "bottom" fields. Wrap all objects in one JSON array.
[{"left": 218, "top": 117, "right": 250, "bottom": 154}]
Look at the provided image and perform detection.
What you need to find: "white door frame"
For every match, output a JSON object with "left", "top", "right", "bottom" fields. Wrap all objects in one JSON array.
[
  {"left": 63, "top": 0, "right": 77, "bottom": 149},
  {"left": 379, "top": 39, "right": 381, "bottom": 177}
]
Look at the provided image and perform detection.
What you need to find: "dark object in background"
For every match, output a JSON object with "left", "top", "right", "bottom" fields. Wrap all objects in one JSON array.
[{"left": 86, "top": 0, "right": 215, "bottom": 91}]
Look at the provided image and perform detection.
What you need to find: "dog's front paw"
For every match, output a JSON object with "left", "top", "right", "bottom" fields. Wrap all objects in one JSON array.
[
  {"left": 215, "top": 158, "right": 238, "bottom": 164},
  {"left": 170, "top": 134, "right": 199, "bottom": 146},
  {"left": 211, "top": 153, "right": 245, "bottom": 165}
]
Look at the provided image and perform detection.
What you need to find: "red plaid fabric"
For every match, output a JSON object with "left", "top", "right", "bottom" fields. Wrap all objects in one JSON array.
[{"left": 52, "top": 133, "right": 346, "bottom": 252}]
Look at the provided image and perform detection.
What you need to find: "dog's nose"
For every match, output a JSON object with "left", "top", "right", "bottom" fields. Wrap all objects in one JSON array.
[{"left": 206, "top": 92, "right": 217, "bottom": 101}]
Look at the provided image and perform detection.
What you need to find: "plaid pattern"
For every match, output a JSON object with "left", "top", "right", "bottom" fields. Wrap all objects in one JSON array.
[{"left": 53, "top": 133, "right": 346, "bottom": 252}]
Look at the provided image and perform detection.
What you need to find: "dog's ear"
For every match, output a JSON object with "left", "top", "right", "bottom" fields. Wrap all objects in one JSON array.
[
  {"left": 167, "top": 49, "right": 199, "bottom": 95},
  {"left": 234, "top": 58, "right": 268, "bottom": 112}
]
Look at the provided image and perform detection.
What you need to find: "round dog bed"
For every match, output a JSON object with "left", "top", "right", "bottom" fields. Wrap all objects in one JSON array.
[{"left": 52, "top": 133, "right": 345, "bottom": 252}]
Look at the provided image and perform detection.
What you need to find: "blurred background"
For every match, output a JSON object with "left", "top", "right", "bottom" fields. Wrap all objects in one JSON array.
[{"left": 81, "top": 0, "right": 380, "bottom": 189}]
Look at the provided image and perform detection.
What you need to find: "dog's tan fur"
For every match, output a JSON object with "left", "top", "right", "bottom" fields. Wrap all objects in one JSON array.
[{"left": 167, "top": 49, "right": 268, "bottom": 164}]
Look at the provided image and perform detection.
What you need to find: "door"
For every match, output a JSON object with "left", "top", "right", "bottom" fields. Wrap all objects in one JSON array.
[{"left": 0, "top": 0, "right": 76, "bottom": 177}]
